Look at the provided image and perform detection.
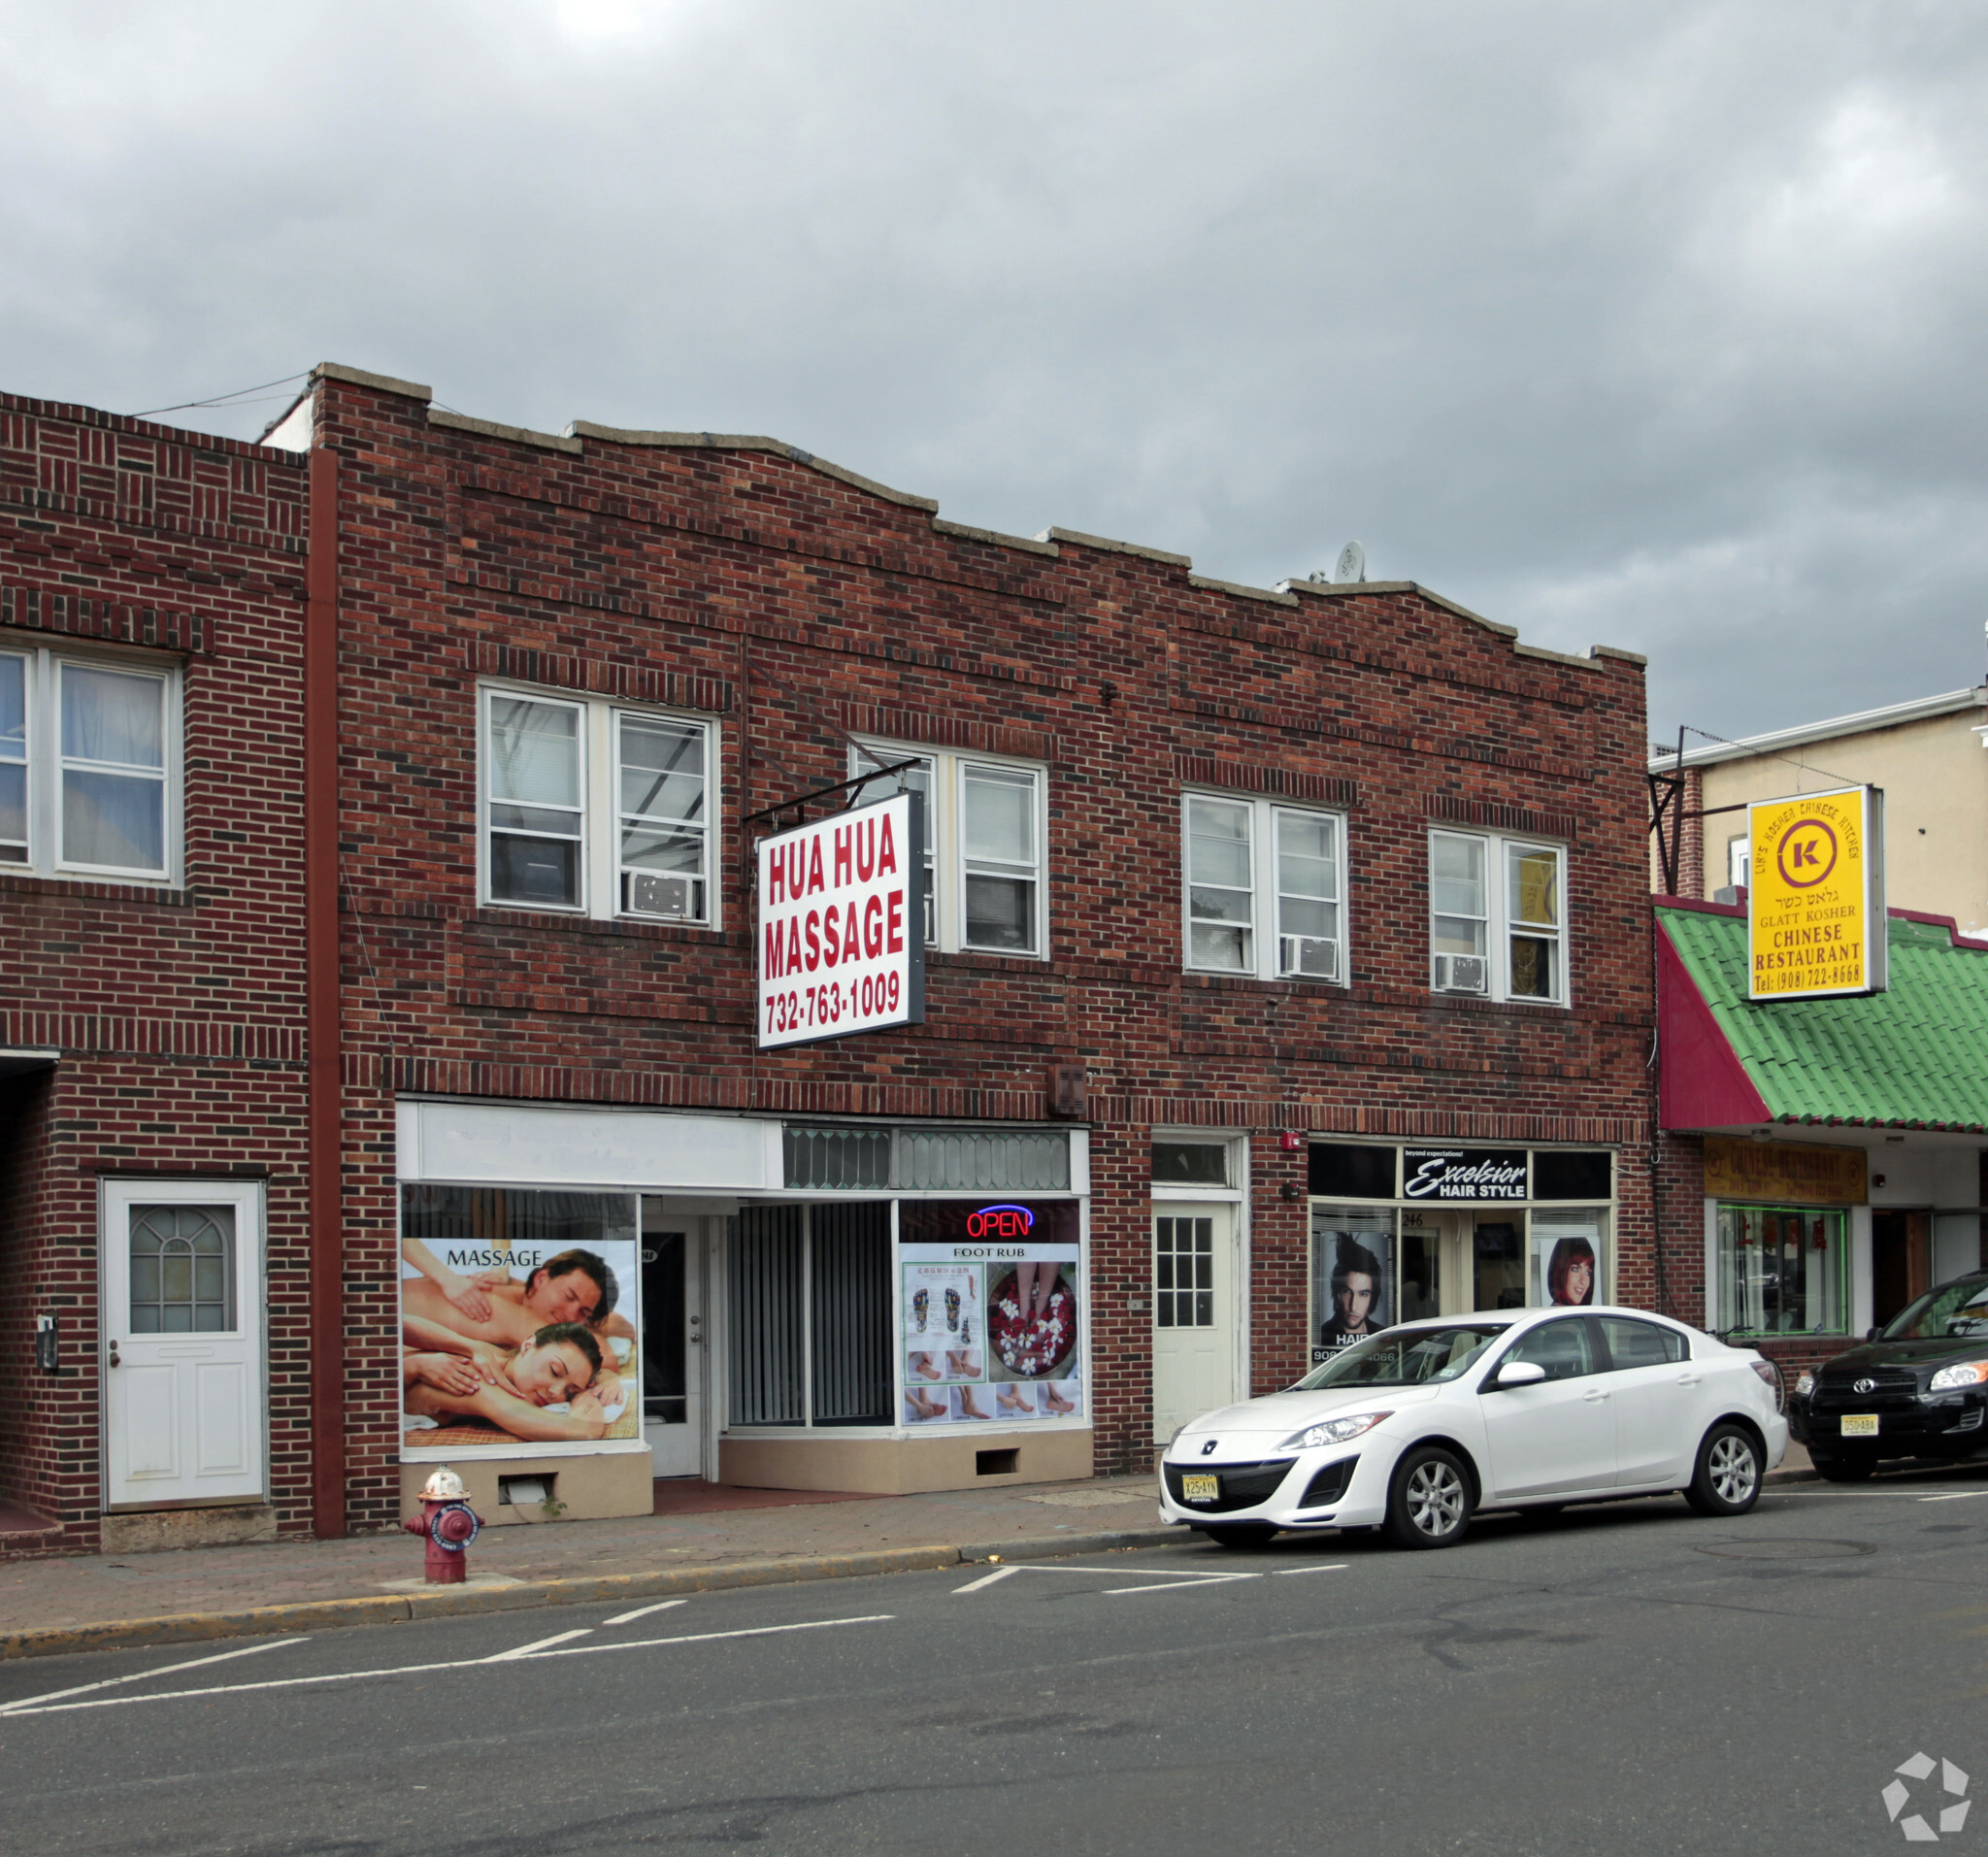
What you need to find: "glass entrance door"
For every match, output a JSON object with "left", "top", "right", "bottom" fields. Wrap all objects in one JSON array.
[
  {"left": 641, "top": 1210, "right": 705, "bottom": 1478},
  {"left": 1473, "top": 1217, "right": 1525, "bottom": 1311}
]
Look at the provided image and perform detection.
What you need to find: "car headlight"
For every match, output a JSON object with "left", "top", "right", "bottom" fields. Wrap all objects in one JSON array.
[
  {"left": 1795, "top": 1371, "right": 1816, "bottom": 1399},
  {"left": 1929, "top": 1361, "right": 1988, "bottom": 1392},
  {"left": 1167, "top": 1423, "right": 1189, "bottom": 1446},
  {"left": 1278, "top": 1411, "right": 1392, "bottom": 1451}
]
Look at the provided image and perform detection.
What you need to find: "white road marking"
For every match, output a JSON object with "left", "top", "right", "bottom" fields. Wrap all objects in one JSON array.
[
  {"left": 953, "top": 1566, "right": 1022, "bottom": 1593},
  {"left": 0, "top": 1637, "right": 306, "bottom": 1715},
  {"left": 1275, "top": 1563, "right": 1350, "bottom": 1575},
  {"left": 955, "top": 1562, "right": 1253, "bottom": 1595},
  {"left": 0, "top": 1614, "right": 895, "bottom": 1719},
  {"left": 483, "top": 1628, "right": 593, "bottom": 1661},
  {"left": 1919, "top": 1492, "right": 1988, "bottom": 1504},
  {"left": 1101, "top": 1574, "right": 1261, "bottom": 1595},
  {"left": 1776, "top": 1488, "right": 1988, "bottom": 1500},
  {"left": 604, "top": 1600, "right": 688, "bottom": 1625}
]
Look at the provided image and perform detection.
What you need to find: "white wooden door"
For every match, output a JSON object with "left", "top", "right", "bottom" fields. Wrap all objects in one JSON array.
[
  {"left": 642, "top": 1214, "right": 706, "bottom": 1478},
  {"left": 103, "top": 1179, "right": 265, "bottom": 1508},
  {"left": 1151, "top": 1203, "right": 1239, "bottom": 1442}
]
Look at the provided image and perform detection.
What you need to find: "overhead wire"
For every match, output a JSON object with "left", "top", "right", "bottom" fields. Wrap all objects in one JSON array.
[{"left": 129, "top": 372, "right": 310, "bottom": 419}]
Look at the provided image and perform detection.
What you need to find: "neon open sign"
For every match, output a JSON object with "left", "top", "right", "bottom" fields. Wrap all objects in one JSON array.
[{"left": 966, "top": 1204, "right": 1035, "bottom": 1240}]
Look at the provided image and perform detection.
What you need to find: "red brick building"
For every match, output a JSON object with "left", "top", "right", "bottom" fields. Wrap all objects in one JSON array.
[
  {"left": 0, "top": 392, "right": 313, "bottom": 1553},
  {"left": 1, "top": 361, "right": 1656, "bottom": 1550}
]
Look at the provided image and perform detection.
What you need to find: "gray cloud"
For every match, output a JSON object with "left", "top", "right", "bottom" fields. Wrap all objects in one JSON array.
[{"left": 4, "top": 0, "right": 1984, "bottom": 741}]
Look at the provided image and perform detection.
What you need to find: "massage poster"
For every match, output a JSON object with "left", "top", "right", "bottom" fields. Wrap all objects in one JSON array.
[
  {"left": 898, "top": 1199, "right": 1082, "bottom": 1425},
  {"left": 398, "top": 1185, "right": 643, "bottom": 1458}
]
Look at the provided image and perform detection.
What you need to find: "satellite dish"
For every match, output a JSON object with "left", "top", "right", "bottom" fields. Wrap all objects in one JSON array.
[{"left": 1334, "top": 541, "right": 1366, "bottom": 584}]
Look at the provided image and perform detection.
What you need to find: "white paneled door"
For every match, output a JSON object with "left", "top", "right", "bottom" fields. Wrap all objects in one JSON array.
[
  {"left": 1151, "top": 1203, "right": 1240, "bottom": 1443},
  {"left": 102, "top": 1179, "right": 266, "bottom": 1509}
]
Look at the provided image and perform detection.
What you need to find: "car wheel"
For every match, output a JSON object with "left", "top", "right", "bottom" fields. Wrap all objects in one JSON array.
[
  {"left": 1196, "top": 1523, "right": 1278, "bottom": 1549},
  {"left": 1808, "top": 1446, "right": 1875, "bottom": 1482},
  {"left": 1685, "top": 1423, "right": 1763, "bottom": 1516},
  {"left": 1383, "top": 1445, "right": 1474, "bottom": 1549}
]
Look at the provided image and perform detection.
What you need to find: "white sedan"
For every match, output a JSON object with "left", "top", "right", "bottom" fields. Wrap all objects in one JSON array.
[{"left": 1159, "top": 1307, "right": 1788, "bottom": 1549}]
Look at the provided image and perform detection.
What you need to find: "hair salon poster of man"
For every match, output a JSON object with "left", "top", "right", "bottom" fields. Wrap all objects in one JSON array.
[
  {"left": 900, "top": 1200, "right": 1081, "bottom": 1425},
  {"left": 1314, "top": 1225, "right": 1390, "bottom": 1362},
  {"left": 398, "top": 1188, "right": 641, "bottom": 1455}
]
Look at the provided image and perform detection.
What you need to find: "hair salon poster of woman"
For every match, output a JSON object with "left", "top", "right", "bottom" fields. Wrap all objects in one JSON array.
[
  {"left": 398, "top": 1187, "right": 642, "bottom": 1457},
  {"left": 899, "top": 1200, "right": 1081, "bottom": 1425}
]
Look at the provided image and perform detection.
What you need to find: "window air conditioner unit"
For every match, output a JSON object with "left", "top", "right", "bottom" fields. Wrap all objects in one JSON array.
[
  {"left": 1433, "top": 953, "right": 1489, "bottom": 994},
  {"left": 625, "top": 873, "right": 697, "bottom": 920},
  {"left": 1279, "top": 934, "right": 1341, "bottom": 981}
]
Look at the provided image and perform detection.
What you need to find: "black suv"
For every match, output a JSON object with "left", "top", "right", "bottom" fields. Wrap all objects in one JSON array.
[{"left": 1790, "top": 1271, "right": 1988, "bottom": 1479}]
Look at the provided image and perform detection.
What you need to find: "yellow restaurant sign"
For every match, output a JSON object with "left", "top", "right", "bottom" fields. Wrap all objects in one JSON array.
[
  {"left": 1703, "top": 1136, "right": 1868, "bottom": 1207},
  {"left": 1747, "top": 784, "right": 1887, "bottom": 1001}
]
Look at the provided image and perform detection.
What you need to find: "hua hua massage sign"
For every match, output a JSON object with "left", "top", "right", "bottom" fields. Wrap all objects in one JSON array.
[{"left": 757, "top": 791, "right": 928, "bottom": 1047}]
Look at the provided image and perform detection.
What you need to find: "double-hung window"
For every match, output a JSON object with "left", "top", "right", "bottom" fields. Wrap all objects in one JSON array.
[
  {"left": 1182, "top": 793, "right": 1346, "bottom": 982},
  {"left": 1428, "top": 830, "right": 1566, "bottom": 1003},
  {"left": 0, "top": 647, "right": 179, "bottom": 881},
  {"left": 848, "top": 743, "right": 1046, "bottom": 956},
  {"left": 480, "top": 684, "right": 715, "bottom": 925}
]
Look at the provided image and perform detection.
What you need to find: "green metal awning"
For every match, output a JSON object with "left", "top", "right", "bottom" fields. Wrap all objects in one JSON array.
[{"left": 1658, "top": 904, "right": 1988, "bottom": 1132}]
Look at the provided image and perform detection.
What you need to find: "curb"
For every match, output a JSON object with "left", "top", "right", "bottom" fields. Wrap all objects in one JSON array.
[{"left": 0, "top": 1526, "right": 1180, "bottom": 1663}]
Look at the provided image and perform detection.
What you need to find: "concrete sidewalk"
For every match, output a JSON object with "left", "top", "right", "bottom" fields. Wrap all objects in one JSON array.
[{"left": 0, "top": 1476, "right": 1173, "bottom": 1656}]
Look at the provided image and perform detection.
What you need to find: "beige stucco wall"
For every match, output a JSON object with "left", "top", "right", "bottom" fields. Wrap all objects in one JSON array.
[
  {"left": 398, "top": 1449, "right": 654, "bottom": 1528},
  {"left": 1698, "top": 705, "right": 1988, "bottom": 933},
  {"left": 720, "top": 1427, "right": 1093, "bottom": 1493}
]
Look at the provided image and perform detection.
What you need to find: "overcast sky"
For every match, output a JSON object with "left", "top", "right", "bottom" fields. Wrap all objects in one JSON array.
[{"left": 5, "top": 1, "right": 1984, "bottom": 744}]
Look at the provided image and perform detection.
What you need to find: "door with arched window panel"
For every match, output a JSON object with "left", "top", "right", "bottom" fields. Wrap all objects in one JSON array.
[{"left": 102, "top": 1179, "right": 265, "bottom": 1509}]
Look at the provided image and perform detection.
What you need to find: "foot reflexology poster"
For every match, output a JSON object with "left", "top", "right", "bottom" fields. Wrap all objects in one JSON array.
[{"left": 898, "top": 1200, "right": 1081, "bottom": 1424}]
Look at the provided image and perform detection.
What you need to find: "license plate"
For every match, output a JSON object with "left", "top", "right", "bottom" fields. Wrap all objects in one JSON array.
[
  {"left": 1841, "top": 1414, "right": 1879, "bottom": 1438},
  {"left": 1180, "top": 1474, "right": 1219, "bottom": 1502}
]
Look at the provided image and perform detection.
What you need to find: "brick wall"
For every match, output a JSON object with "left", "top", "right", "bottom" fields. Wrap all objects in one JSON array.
[
  {"left": 315, "top": 374, "right": 1659, "bottom": 1523},
  {"left": 0, "top": 395, "right": 312, "bottom": 1549}
]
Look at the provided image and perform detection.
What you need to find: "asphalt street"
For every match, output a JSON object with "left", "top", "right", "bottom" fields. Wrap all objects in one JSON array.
[{"left": 4, "top": 1470, "right": 1987, "bottom": 1856}]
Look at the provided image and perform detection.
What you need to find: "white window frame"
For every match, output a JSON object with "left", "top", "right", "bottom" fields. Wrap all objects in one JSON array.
[
  {"left": 1180, "top": 792, "right": 1348, "bottom": 984},
  {"left": 479, "top": 681, "right": 719, "bottom": 927},
  {"left": 1727, "top": 835, "right": 1751, "bottom": 891},
  {"left": 0, "top": 644, "right": 182, "bottom": 885},
  {"left": 1427, "top": 828, "right": 1568, "bottom": 1006},
  {"left": 847, "top": 740, "right": 1048, "bottom": 958}
]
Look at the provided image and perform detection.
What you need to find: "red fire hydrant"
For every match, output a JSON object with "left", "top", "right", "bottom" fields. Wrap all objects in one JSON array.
[{"left": 404, "top": 1466, "right": 482, "bottom": 1583}]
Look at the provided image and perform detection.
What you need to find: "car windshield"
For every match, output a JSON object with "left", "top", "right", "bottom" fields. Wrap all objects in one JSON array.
[
  {"left": 1293, "top": 1323, "right": 1508, "bottom": 1390},
  {"left": 1881, "top": 1276, "right": 1988, "bottom": 1342}
]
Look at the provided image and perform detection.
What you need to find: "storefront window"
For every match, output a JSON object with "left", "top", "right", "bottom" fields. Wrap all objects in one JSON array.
[
  {"left": 900, "top": 1201, "right": 1082, "bottom": 1425},
  {"left": 397, "top": 1186, "right": 641, "bottom": 1458},
  {"left": 1716, "top": 1204, "right": 1847, "bottom": 1335},
  {"left": 728, "top": 1203, "right": 893, "bottom": 1427},
  {"left": 1311, "top": 1208, "right": 1396, "bottom": 1363},
  {"left": 1530, "top": 1208, "right": 1608, "bottom": 1308}
]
